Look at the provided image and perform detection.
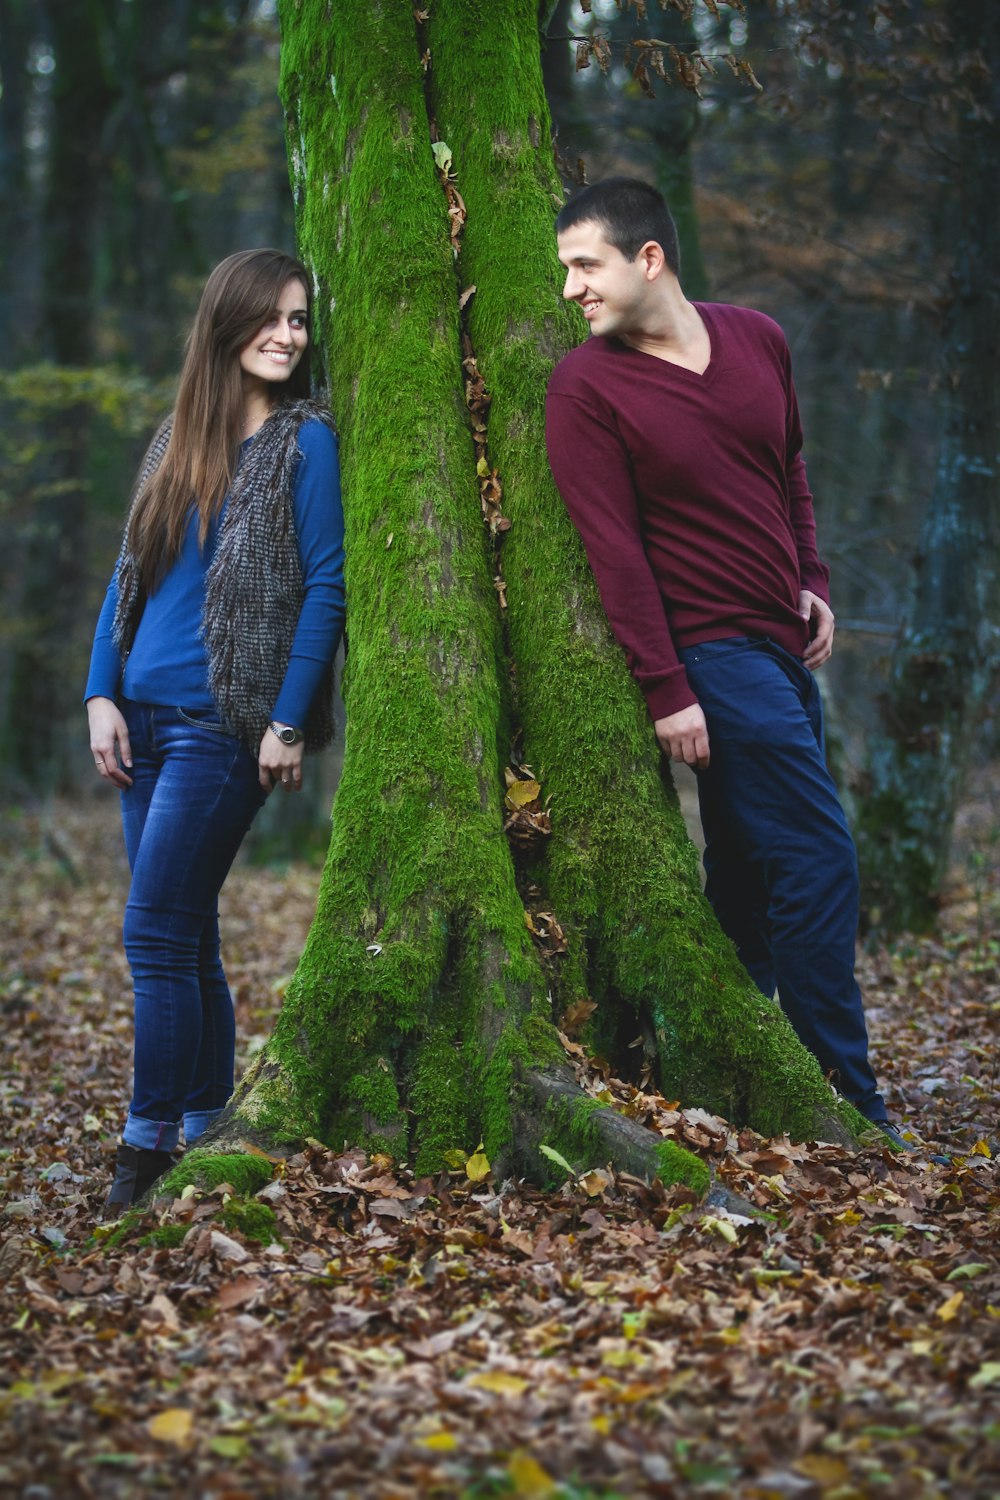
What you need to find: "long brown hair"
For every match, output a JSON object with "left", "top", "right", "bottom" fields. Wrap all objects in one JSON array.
[{"left": 126, "top": 248, "right": 312, "bottom": 590}]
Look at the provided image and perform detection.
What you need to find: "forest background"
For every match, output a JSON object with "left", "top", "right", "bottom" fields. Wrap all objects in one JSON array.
[
  {"left": 1, "top": 3, "right": 999, "bottom": 1497},
  {"left": 0, "top": 0, "right": 996, "bottom": 922}
]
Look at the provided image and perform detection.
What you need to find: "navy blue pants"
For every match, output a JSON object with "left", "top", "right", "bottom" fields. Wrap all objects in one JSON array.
[
  {"left": 678, "top": 637, "right": 885, "bottom": 1123},
  {"left": 118, "top": 699, "right": 268, "bottom": 1152}
]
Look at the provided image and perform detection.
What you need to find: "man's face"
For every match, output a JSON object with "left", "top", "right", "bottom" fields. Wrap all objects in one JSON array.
[{"left": 556, "top": 221, "right": 648, "bottom": 338}]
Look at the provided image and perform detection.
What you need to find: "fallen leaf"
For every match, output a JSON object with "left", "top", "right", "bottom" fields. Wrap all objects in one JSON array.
[
  {"left": 147, "top": 1408, "right": 193, "bottom": 1446},
  {"left": 465, "top": 1145, "right": 491, "bottom": 1183},
  {"left": 508, "top": 1451, "right": 557, "bottom": 1497},
  {"left": 419, "top": 1430, "right": 458, "bottom": 1451},
  {"left": 969, "top": 1361, "right": 1000, "bottom": 1389},
  {"left": 468, "top": 1370, "right": 530, "bottom": 1396}
]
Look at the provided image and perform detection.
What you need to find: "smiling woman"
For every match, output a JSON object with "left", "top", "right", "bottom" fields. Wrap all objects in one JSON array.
[
  {"left": 83, "top": 248, "right": 346, "bottom": 1214},
  {"left": 238, "top": 280, "right": 309, "bottom": 403}
]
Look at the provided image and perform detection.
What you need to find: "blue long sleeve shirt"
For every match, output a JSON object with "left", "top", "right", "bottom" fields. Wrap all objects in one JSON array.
[{"left": 85, "top": 419, "right": 345, "bottom": 731}]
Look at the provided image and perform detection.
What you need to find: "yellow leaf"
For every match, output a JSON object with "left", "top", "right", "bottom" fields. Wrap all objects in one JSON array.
[
  {"left": 701, "top": 1214, "right": 739, "bottom": 1244},
  {"left": 466, "top": 1145, "right": 491, "bottom": 1183},
  {"left": 937, "top": 1290, "right": 964, "bottom": 1322},
  {"left": 476, "top": 456, "right": 490, "bottom": 477},
  {"left": 911, "top": 1338, "right": 935, "bottom": 1355},
  {"left": 969, "top": 1361, "right": 1000, "bottom": 1389},
  {"left": 442, "top": 1149, "right": 467, "bottom": 1170},
  {"left": 794, "top": 1454, "right": 851, "bottom": 1485},
  {"left": 507, "top": 1451, "right": 557, "bottom": 1497},
  {"left": 834, "top": 1209, "right": 863, "bottom": 1225},
  {"left": 147, "top": 1408, "right": 193, "bottom": 1446},
  {"left": 579, "top": 1169, "right": 610, "bottom": 1198},
  {"left": 971, "top": 1139, "right": 992, "bottom": 1157},
  {"left": 420, "top": 1430, "right": 458, "bottom": 1452},
  {"left": 505, "top": 779, "right": 540, "bottom": 809},
  {"left": 468, "top": 1371, "right": 529, "bottom": 1396},
  {"left": 591, "top": 1413, "right": 612, "bottom": 1434}
]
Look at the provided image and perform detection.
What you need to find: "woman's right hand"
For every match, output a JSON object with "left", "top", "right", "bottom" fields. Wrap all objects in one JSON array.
[{"left": 87, "top": 697, "right": 133, "bottom": 788}]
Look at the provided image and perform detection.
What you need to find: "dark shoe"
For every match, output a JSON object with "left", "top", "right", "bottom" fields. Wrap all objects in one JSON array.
[
  {"left": 105, "top": 1143, "right": 176, "bottom": 1216},
  {"left": 875, "top": 1122, "right": 950, "bottom": 1165}
]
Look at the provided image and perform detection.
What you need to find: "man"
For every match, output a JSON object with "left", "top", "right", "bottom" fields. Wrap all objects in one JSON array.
[{"left": 545, "top": 175, "right": 899, "bottom": 1138}]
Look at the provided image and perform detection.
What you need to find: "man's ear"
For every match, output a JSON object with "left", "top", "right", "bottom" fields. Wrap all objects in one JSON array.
[{"left": 639, "top": 240, "right": 667, "bottom": 281}]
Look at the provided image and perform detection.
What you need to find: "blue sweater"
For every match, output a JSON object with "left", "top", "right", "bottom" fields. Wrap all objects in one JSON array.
[{"left": 86, "top": 419, "right": 345, "bottom": 731}]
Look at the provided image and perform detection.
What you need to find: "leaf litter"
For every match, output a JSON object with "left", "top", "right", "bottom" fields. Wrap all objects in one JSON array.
[{"left": 0, "top": 799, "right": 998, "bottom": 1498}]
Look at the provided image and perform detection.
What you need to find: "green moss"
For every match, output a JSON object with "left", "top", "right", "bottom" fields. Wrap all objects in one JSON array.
[
  {"left": 137, "top": 1223, "right": 190, "bottom": 1250},
  {"left": 220, "top": 1199, "right": 280, "bottom": 1246},
  {"left": 411, "top": 1004, "right": 474, "bottom": 1175},
  {"left": 162, "top": 1152, "right": 273, "bottom": 1198},
  {"left": 655, "top": 1140, "right": 710, "bottom": 1195}
]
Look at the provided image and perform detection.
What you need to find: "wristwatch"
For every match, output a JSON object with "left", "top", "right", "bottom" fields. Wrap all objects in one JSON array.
[{"left": 269, "top": 720, "right": 304, "bottom": 745}]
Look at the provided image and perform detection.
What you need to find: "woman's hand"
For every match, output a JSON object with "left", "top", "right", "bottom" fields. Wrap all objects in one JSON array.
[
  {"left": 87, "top": 696, "right": 133, "bottom": 788},
  {"left": 257, "top": 727, "right": 305, "bottom": 792}
]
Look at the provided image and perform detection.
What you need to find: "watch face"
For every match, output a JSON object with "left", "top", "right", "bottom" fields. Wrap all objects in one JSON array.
[{"left": 280, "top": 727, "right": 295, "bottom": 743}]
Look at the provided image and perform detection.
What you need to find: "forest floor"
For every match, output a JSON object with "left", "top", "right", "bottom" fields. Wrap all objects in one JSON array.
[{"left": 0, "top": 786, "right": 998, "bottom": 1500}]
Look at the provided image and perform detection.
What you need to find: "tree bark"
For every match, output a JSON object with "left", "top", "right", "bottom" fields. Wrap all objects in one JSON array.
[
  {"left": 856, "top": 0, "right": 1000, "bottom": 933},
  {"left": 191, "top": 0, "right": 866, "bottom": 1191}
]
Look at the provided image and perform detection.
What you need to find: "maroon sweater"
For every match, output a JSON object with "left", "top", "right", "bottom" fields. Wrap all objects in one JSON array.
[{"left": 545, "top": 303, "right": 830, "bottom": 719}]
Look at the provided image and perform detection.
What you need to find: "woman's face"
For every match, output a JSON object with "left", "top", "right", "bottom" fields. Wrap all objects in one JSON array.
[{"left": 239, "top": 277, "right": 309, "bottom": 391}]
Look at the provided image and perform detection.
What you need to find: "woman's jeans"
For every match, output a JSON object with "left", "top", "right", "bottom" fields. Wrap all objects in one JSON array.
[
  {"left": 118, "top": 700, "right": 267, "bottom": 1153},
  {"left": 677, "top": 636, "right": 886, "bottom": 1124}
]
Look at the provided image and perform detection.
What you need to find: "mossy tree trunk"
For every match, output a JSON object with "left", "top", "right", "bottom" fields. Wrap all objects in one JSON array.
[{"left": 198, "top": 0, "right": 867, "bottom": 1190}]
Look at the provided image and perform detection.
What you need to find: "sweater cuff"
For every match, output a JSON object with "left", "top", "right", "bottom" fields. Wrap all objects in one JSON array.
[
  {"left": 799, "top": 569, "right": 831, "bottom": 607},
  {"left": 642, "top": 668, "right": 700, "bottom": 723}
]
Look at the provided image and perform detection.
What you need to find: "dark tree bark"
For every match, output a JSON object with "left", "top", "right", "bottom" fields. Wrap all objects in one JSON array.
[{"left": 856, "top": 0, "right": 1000, "bottom": 932}]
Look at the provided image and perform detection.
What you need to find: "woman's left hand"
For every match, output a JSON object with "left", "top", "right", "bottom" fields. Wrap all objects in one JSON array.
[{"left": 258, "top": 730, "right": 305, "bottom": 792}]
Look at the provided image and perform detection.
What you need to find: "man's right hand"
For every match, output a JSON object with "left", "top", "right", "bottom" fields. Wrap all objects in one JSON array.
[{"left": 654, "top": 703, "right": 710, "bottom": 770}]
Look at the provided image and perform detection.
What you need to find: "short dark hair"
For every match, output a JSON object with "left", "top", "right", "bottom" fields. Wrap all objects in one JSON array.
[{"left": 555, "top": 176, "right": 681, "bottom": 276}]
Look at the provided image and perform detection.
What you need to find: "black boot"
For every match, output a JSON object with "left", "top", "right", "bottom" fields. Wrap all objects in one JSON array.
[{"left": 105, "top": 1143, "right": 176, "bottom": 1216}]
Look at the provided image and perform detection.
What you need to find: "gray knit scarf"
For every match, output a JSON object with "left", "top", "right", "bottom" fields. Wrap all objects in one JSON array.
[{"left": 111, "top": 398, "right": 337, "bottom": 753}]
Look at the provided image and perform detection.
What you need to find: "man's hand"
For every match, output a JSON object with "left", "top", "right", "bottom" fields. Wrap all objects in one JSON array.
[
  {"left": 799, "top": 590, "right": 835, "bottom": 669},
  {"left": 654, "top": 703, "right": 710, "bottom": 770}
]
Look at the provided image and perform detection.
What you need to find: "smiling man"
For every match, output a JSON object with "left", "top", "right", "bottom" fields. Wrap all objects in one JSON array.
[{"left": 545, "top": 175, "right": 898, "bottom": 1139}]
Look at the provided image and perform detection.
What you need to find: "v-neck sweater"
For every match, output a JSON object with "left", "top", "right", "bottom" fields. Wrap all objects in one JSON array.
[{"left": 545, "top": 302, "right": 830, "bottom": 720}]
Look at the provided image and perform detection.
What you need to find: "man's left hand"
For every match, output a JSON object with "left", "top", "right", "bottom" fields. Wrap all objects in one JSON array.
[{"left": 799, "top": 590, "right": 835, "bottom": 669}]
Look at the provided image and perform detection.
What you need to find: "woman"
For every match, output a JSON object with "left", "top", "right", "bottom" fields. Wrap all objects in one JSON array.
[{"left": 85, "top": 248, "right": 345, "bottom": 1212}]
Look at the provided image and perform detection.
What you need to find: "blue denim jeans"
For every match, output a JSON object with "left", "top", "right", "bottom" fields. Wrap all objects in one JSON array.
[
  {"left": 118, "top": 700, "right": 267, "bottom": 1152},
  {"left": 678, "top": 636, "right": 886, "bottom": 1123}
]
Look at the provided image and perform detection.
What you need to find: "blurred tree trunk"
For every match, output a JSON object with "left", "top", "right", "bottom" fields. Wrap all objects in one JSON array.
[
  {"left": 196, "top": 0, "right": 866, "bottom": 1189},
  {"left": 0, "top": 0, "right": 34, "bottom": 358},
  {"left": 3, "top": 0, "right": 118, "bottom": 787},
  {"left": 856, "top": 0, "right": 1000, "bottom": 931},
  {"left": 540, "top": 0, "right": 709, "bottom": 298}
]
